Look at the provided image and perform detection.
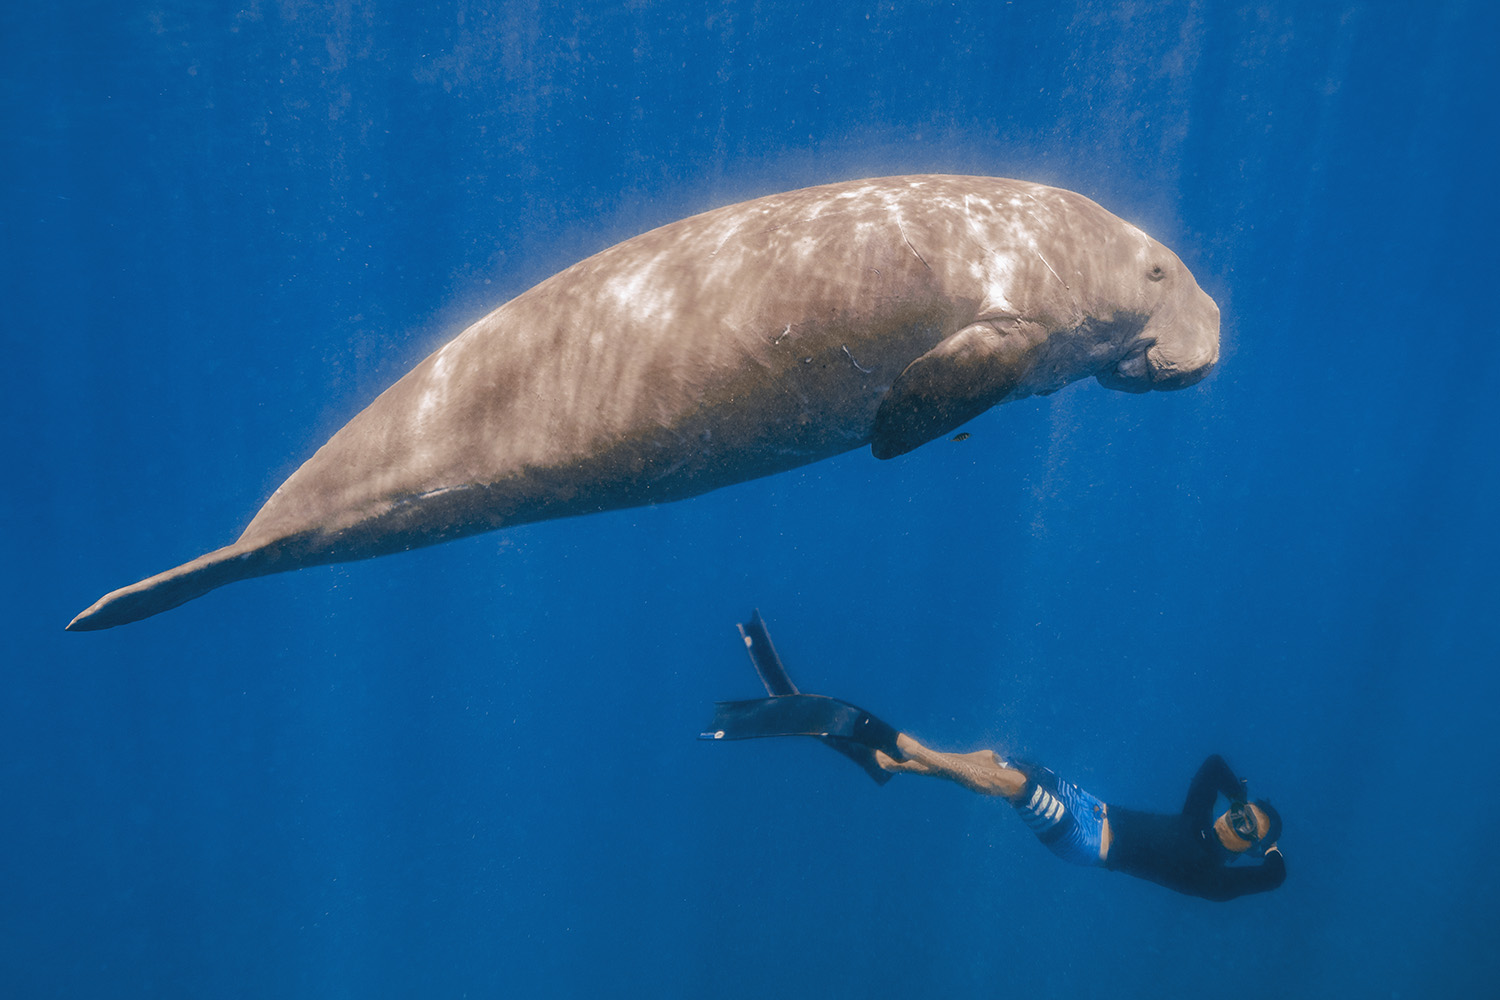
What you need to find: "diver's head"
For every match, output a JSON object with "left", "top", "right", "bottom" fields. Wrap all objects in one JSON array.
[{"left": 1215, "top": 800, "right": 1282, "bottom": 854}]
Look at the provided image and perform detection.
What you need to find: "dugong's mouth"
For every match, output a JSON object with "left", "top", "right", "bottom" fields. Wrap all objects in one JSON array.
[
  {"left": 1097, "top": 341, "right": 1216, "bottom": 393},
  {"left": 1097, "top": 347, "right": 1155, "bottom": 393}
]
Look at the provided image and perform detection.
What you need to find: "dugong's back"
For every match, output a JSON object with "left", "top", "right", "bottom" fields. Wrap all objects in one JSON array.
[
  {"left": 68, "top": 175, "right": 1219, "bottom": 630},
  {"left": 239, "top": 177, "right": 967, "bottom": 554}
]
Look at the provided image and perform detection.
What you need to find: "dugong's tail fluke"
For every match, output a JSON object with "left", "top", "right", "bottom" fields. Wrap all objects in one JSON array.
[{"left": 65, "top": 543, "right": 269, "bottom": 631}]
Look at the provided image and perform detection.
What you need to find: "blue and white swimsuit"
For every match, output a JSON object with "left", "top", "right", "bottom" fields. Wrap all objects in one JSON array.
[{"left": 1008, "top": 761, "right": 1108, "bottom": 867}]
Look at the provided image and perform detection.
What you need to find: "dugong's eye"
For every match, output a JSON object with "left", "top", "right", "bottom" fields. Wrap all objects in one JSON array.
[{"left": 1148, "top": 264, "right": 1167, "bottom": 282}]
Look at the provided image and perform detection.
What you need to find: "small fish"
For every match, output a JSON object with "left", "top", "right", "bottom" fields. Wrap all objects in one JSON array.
[{"left": 950, "top": 432, "right": 971, "bottom": 442}]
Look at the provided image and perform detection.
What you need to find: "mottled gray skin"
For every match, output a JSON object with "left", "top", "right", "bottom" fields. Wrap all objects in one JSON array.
[{"left": 68, "top": 175, "right": 1219, "bottom": 630}]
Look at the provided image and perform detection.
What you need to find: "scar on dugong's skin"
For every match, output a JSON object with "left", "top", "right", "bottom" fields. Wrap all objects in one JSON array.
[{"left": 68, "top": 175, "right": 1219, "bottom": 631}]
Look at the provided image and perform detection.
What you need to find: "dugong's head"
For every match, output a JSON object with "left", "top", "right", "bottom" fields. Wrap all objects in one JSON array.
[{"left": 1094, "top": 236, "right": 1220, "bottom": 393}]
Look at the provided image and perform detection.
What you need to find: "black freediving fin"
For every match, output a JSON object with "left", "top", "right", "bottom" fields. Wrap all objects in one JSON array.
[
  {"left": 736, "top": 608, "right": 799, "bottom": 696},
  {"left": 700, "top": 610, "right": 904, "bottom": 785}
]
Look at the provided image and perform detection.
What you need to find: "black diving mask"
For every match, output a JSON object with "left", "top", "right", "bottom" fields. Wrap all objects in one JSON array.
[{"left": 1228, "top": 802, "right": 1260, "bottom": 843}]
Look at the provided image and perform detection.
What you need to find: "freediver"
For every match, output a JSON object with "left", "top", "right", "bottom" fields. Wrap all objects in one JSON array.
[
  {"left": 876, "top": 734, "right": 1284, "bottom": 901},
  {"left": 704, "top": 611, "right": 1285, "bottom": 902}
]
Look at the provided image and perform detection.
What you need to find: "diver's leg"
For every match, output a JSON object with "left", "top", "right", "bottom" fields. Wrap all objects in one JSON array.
[
  {"left": 875, "top": 735, "right": 1109, "bottom": 866},
  {"left": 875, "top": 733, "right": 1029, "bottom": 799}
]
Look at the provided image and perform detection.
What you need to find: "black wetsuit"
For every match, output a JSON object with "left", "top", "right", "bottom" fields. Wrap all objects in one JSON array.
[{"left": 1104, "top": 755, "right": 1286, "bottom": 902}]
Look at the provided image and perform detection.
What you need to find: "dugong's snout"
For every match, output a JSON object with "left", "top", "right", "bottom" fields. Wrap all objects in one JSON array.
[{"left": 1098, "top": 283, "right": 1220, "bottom": 393}]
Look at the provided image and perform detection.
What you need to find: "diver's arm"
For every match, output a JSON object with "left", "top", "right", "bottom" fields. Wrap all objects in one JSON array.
[
  {"left": 875, "top": 732, "right": 1028, "bottom": 799},
  {"left": 1203, "top": 844, "right": 1286, "bottom": 901},
  {"left": 1183, "top": 754, "right": 1245, "bottom": 817}
]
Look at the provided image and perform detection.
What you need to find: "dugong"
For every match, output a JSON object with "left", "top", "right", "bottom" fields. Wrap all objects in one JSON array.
[{"left": 68, "top": 175, "right": 1219, "bottom": 630}]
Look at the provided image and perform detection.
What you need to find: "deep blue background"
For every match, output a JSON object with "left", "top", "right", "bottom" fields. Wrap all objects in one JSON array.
[{"left": 5, "top": 2, "right": 1497, "bottom": 996}]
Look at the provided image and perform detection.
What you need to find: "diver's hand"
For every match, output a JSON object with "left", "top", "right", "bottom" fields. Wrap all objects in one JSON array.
[{"left": 875, "top": 733, "right": 1025, "bottom": 798}]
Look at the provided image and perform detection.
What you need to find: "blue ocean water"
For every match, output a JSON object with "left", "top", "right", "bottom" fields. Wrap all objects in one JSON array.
[{"left": 4, "top": 2, "right": 1497, "bottom": 996}]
